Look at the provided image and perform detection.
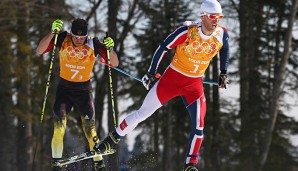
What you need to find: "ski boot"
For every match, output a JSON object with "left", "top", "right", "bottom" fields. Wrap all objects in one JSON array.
[
  {"left": 51, "top": 158, "right": 63, "bottom": 171},
  {"left": 94, "top": 130, "right": 120, "bottom": 154},
  {"left": 94, "top": 160, "right": 106, "bottom": 171},
  {"left": 184, "top": 163, "right": 199, "bottom": 171}
]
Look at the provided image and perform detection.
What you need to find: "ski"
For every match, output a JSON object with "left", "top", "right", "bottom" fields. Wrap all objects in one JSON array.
[{"left": 53, "top": 149, "right": 116, "bottom": 167}]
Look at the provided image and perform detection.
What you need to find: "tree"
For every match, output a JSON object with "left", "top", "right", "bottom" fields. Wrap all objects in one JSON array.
[
  {"left": 238, "top": 0, "right": 298, "bottom": 171},
  {"left": 259, "top": 0, "right": 298, "bottom": 170},
  {"left": 0, "top": 1, "right": 17, "bottom": 170}
]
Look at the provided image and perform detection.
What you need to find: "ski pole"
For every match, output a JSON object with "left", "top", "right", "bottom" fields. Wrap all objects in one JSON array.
[
  {"left": 99, "top": 59, "right": 218, "bottom": 86},
  {"left": 105, "top": 32, "right": 117, "bottom": 128},
  {"left": 40, "top": 34, "right": 59, "bottom": 123},
  {"left": 32, "top": 32, "right": 59, "bottom": 171},
  {"left": 203, "top": 81, "right": 218, "bottom": 85},
  {"left": 99, "top": 58, "right": 142, "bottom": 82},
  {"left": 99, "top": 58, "right": 161, "bottom": 81}
]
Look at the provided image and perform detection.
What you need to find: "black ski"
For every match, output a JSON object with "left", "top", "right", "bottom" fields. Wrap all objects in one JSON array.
[{"left": 53, "top": 149, "right": 116, "bottom": 167}]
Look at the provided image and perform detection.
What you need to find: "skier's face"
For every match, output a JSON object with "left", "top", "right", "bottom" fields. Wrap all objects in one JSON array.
[
  {"left": 201, "top": 13, "right": 223, "bottom": 35},
  {"left": 71, "top": 33, "right": 87, "bottom": 46}
]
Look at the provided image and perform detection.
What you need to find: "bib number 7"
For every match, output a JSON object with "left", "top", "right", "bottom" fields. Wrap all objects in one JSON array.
[
  {"left": 70, "top": 69, "right": 79, "bottom": 79},
  {"left": 190, "top": 64, "right": 199, "bottom": 73}
]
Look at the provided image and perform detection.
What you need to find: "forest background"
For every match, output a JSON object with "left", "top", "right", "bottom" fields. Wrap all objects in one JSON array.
[{"left": 1, "top": 0, "right": 298, "bottom": 171}]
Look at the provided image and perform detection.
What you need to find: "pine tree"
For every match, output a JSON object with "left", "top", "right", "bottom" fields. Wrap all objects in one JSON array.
[
  {"left": 238, "top": 0, "right": 298, "bottom": 171},
  {"left": 0, "top": 1, "right": 17, "bottom": 170}
]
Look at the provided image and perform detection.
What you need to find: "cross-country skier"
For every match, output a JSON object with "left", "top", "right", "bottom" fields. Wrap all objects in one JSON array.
[
  {"left": 36, "top": 18, "right": 119, "bottom": 171},
  {"left": 94, "top": 0, "right": 229, "bottom": 170}
]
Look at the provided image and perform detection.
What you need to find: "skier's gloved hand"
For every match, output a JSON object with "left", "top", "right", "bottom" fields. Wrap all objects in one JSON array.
[
  {"left": 103, "top": 37, "right": 114, "bottom": 50},
  {"left": 51, "top": 19, "right": 63, "bottom": 34},
  {"left": 142, "top": 72, "right": 157, "bottom": 90},
  {"left": 218, "top": 74, "right": 229, "bottom": 89}
]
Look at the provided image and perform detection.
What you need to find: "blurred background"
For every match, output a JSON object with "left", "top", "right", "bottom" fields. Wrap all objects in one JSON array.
[{"left": 0, "top": 0, "right": 298, "bottom": 171}]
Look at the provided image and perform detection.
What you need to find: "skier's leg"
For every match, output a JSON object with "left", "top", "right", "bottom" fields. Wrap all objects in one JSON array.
[
  {"left": 116, "top": 67, "right": 181, "bottom": 137},
  {"left": 51, "top": 83, "right": 72, "bottom": 170},
  {"left": 78, "top": 88, "right": 105, "bottom": 171},
  {"left": 81, "top": 117, "right": 105, "bottom": 171},
  {"left": 51, "top": 115, "right": 66, "bottom": 171},
  {"left": 94, "top": 83, "right": 163, "bottom": 153},
  {"left": 51, "top": 117, "right": 67, "bottom": 158},
  {"left": 116, "top": 83, "right": 163, "bottom": 135},
  {"left": 182, "top": 93, "right": 206, "bottom": 168},
  {"left": 94, "top": 68, "right": 180, "bottom": 153}
]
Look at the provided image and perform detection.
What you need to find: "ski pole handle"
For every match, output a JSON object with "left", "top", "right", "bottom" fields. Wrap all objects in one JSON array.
[{"left": 104, "top": 32, "right": 113, "bottom": 51}]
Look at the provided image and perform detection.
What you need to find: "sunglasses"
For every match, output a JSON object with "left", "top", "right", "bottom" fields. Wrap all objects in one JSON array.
[
  {"left": 202, "top": 12, "right": 223, "bottom": 20},
  {"left": 71, "top": 32, "right": 88, "bottom": 40}
]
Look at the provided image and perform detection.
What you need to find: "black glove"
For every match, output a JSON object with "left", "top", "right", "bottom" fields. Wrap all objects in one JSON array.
[
  {"left": 142, "top": 72, "right": 158, "bottom": 90},
  {"left": 218, "top": 74, "right": 229, "bottom": 89}
]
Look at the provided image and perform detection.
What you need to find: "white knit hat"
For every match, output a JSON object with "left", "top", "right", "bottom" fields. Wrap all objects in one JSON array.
[{"left": 200, "top": 0, "right": 222, "bottom": 14}]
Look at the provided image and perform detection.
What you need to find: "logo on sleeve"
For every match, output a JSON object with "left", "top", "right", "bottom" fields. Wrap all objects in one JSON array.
[{"left": 120, "top": 120, "right": 128, "bottom": 131}]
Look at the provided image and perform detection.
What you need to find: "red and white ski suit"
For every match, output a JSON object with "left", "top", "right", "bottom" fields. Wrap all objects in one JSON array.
[{"left": 117, "top": 22, "right": 230, "bottom": 165}]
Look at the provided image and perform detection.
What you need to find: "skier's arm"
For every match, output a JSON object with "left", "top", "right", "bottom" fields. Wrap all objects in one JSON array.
[
  {"left": 36, "top": 32, "right": 66, "bottom": 55},
  {"left": 218, "top": 28, "right": 230, "bottom": 89},
  {"left": 94, "top": 37, "right": 119, "bottom": 67},
  {"left": 36, "top": 33, "right": 55, "bottom": 54},
  {"left": 219, "top": 28, "right": 230, "bottom": 74},
  {"left": 147, "top": 26, "right": 188, "bottom": 74},
  {"left": 103, "top": 36, "right": 119, "bottom": 67},
  {"left": 36, "top": 19, "right": 64, "bottom": 54},
  {"left": 107, "top": 50, "right": 119, "bottom": 67}
]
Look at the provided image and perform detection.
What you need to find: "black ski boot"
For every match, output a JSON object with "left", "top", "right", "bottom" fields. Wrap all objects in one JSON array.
[
  {"left": 94, "top": 130, "right": 120, "bottom": 154},
  {"left": 184, "top": 163, "right": 199, "bottom": 171},
  {"left": 94, "top": 160, "right": 106, "bottom": 171},
  {"left": 51, "top": 158, "right": 63, "bottom": 171}
]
